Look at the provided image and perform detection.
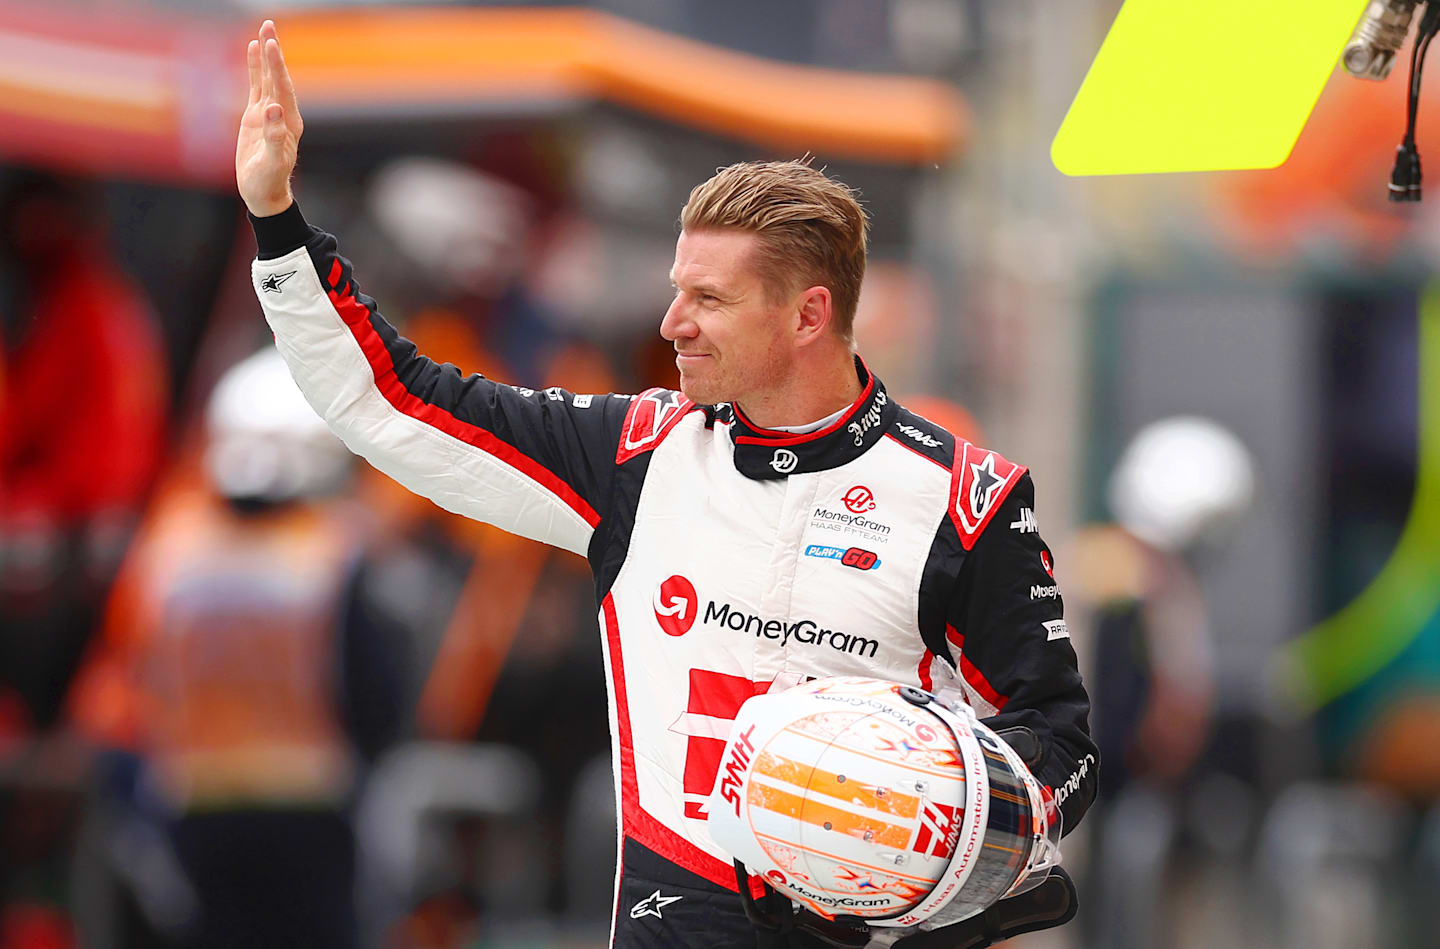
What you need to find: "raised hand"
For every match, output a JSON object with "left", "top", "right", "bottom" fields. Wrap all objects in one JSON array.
[{"left": 236, "top": 20, "right": 304, "bottom": 218}]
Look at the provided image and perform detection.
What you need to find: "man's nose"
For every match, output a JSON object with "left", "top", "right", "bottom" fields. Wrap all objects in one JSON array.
[{"left": 660, "top": 297, "right": 694, "bottom": 341}]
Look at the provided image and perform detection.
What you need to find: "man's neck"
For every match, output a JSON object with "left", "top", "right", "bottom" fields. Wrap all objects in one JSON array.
[{"left": 734, "top": 351, "right": 864, "bottom": 430}]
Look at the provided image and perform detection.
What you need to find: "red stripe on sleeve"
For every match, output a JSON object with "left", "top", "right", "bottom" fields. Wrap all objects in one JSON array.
[
  {"left": 326, "top": 282, "right": 600, "bottom": 529},
  {"left": 959, "top": 654, "right": 1009, "bottom": 711},
  {"left": 945, "top": 624, "right": 1009, "bottom": 712},
  {"left": 917, "top": 649, "right": 935, "bottom": 692}
]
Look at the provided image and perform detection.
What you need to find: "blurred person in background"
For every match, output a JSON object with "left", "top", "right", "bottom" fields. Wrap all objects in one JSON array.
[
  {"left": 364, "top": 152, "right": 570, "bottom": 387},
  {"left": 239, "top": 20, "right": 1096, "bottom": 949},
  {"left": 67, "top": 348, "right": 412, "bottom": 949},
  {"left": 0, "top": 169, "right": 167, "bottom": 948},
  {"left": 1066, "top": 416, "right": 1256, "bottom": 949},
  {"left": 0, "top": 169, "right": 168, "bottom": 732}
]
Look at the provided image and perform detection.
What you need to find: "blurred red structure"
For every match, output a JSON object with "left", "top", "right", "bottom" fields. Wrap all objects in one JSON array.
[{"left": 0, "top": 171, "right": 167, "bottom": 731}]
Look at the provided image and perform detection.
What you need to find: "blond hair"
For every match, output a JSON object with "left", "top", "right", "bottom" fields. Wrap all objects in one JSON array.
[{"left": 679, "top": 160, "right": 868, "bottom": 340}]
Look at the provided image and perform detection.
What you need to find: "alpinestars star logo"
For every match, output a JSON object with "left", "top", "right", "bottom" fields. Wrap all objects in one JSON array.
[
  {"left": 260, "top": 270, "right": 297, "bottom": 293},
  {"left": 949, "top": 443, "right": 1025, "bottom": 551},
  {"left": 629, "top": 890, "right": 683, "bottom": 919},
  {"left": 968, "top": 453, "right": 1005, "bottom": 521}
]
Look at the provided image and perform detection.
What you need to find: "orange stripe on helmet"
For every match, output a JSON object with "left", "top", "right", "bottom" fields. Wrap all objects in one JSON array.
[
  {"left": 752, "top": 751, "right": 922, "bottom": 819},
  {"left": 747, "top": 782, "right": 912, "bottom": 849}
]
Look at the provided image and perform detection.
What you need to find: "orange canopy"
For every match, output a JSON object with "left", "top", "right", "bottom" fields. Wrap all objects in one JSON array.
[{"left": 0, "top": 3, "right": 966, "bottom": 186}]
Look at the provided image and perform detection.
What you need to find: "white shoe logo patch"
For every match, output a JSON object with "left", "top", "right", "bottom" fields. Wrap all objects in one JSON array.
[{"left": 629, "top": 889, "right": 683, "bottom": 919}]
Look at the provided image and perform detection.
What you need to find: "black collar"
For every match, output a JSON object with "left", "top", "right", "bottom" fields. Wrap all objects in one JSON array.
[{"left": 719, "top": 357, "right": 897, "bottom": 480}]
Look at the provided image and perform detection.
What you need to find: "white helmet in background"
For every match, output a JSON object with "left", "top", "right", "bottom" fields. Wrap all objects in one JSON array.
[
  {"left": 367, "top": 157, "right": 532, "bottom": 296},
  {"left": 205, "top": 348, "right": 351, "bottom": 504},
  {"left": 707, "top": 676, "right": 1060, "bottom": 931},
  {"left": 1107, "top": 415, "right": 1256, "bottom": 554}
]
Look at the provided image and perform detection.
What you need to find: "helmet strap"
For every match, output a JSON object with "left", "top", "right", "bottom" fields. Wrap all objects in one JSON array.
[{"left": 734, "top": 860, "right": 873, "bottom": 949}]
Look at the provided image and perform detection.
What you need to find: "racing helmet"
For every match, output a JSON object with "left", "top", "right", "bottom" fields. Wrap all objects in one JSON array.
[
  {"left": 707, "top": 676, "right": 1060, "bottom": 930},
  {"left": 1107, "top": 415, "right": 1256, "bottom": 554},
  {"left": 205, "top": 347, "right": 352, "bottom": 505}
]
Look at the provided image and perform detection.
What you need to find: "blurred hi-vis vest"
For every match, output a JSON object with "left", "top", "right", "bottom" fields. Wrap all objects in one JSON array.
[{"left": 79, "top": 488, "right": 360, "bottom": 809}]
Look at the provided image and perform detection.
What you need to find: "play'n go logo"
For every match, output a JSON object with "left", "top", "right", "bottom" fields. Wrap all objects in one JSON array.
[{"left": 653, "top": 575, "right": 700, "bottom": 637}]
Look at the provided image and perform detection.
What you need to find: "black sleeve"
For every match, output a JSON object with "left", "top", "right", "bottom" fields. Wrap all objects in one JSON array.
[{"left": 946, "top": 475, "right": 1099, "bottom": 834}]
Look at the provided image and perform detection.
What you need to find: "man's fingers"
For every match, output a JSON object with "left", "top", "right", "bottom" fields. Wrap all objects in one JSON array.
[
  {"left": 257, "top": 22, "right": 275, "bottom": 103},
  {"left": 261, "top": 38, "right": 278, "bottom": 103},
  {"left": 267, "top": 37, "right": 299, "bottom": 117},
  {"left": 246, "top": 40, "right": 262, "bottom": 105}
]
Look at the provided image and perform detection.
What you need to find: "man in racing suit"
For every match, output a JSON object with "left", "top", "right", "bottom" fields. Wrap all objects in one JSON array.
[{"left": 238, "top": 20, "right": 1097, "bottom": 947}]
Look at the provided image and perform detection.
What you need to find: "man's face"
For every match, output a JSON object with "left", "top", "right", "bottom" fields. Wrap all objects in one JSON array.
[{"left": 660, "top": 229, "right": 792, "bottom": 407}]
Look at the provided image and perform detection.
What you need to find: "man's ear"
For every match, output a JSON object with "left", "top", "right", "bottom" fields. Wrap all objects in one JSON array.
[{"left": 793, "top": 285, "right": 833, "bottom": 348}]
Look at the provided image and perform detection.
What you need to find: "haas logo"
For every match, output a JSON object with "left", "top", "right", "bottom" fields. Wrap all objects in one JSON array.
[
  {"left": 912, "top": 801, "right": 961, "bottom": 858},
  {"left": 842, "top": 485, "right": 876, "bottom": 513},
  {"left": 770, "top": 449, "right": 799, "bottom": 474},
  {"left": 653, "top": 575, "right": 699, "bottom": 637}
]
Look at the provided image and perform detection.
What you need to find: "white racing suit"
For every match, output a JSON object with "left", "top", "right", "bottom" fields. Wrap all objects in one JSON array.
[{"left": 250, "top": 204, "right": 1099, "bottom": 948}]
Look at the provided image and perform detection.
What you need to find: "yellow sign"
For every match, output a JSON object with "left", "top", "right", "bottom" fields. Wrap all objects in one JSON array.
[{"left": 1053, "top": 0, "right": 1368, "bottom": 175}]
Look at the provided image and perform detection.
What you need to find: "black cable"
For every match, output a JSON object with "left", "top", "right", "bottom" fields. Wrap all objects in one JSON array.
[
  {"left": 1409, "top": 7, "right": 1440, "bottom": 136},
  {"left": 1406, "top": 21, "right": 1428, "bottom": 143},
  {"left": 1392, "top": 1, "right": 1440, "bottom": 200}
]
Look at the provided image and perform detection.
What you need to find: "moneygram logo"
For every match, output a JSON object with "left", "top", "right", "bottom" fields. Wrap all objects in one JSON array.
[
  {"left": 811, "top": 508, "right": 891, "bottom": 537},
  {"left": 842, "top": 485, "right": 876, "bottom": 514},
  {"left": 780, "top": 876, "right": 890, "bottom": 910},
  {"left": 653, "top": 579, "right": 880, "bottom": 656},
  {"left": 703, "top": 601, "right": 878, "bottom": 658},
  {"left": 653, "top": 575, "right": 699, "bottom": 636}
]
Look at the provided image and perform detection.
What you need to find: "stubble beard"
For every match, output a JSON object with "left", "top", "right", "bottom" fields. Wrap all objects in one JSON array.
[
  {"left": 678, "top": 346, "right": 786, "bottom": 410},
  {"left": 678, "top": 366, "right": 727, "bottom": 406}
]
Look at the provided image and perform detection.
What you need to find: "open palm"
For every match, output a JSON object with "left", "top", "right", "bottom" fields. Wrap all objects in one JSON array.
[{"left": 236, "top": 20, "right": 304, "bottom": 218}]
